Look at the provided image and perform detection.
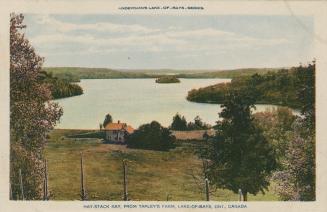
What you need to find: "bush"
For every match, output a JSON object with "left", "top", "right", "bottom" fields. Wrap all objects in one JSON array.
[{"left": 126, "top": 121, "right": 175, "bottom": 151}]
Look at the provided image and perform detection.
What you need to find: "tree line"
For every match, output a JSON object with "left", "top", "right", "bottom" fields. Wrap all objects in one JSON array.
[
  {"left": 38, "top": 71, "right": 83, "bottom": 99},
  {"left": 187, "top": 65, "right": 314, "bottom": 109},
  {"left": 170, "top": 113, "right": 210, "bottom": 131}
]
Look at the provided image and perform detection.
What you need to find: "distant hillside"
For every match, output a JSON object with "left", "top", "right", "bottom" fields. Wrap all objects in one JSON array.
[
  {"left": 43, "top": 67, "right": 155, "bottom": 80},
  {"left": 178, "top": 68, "right": 281, "bottom": 78},
  {"left": 44, "top": 67, "right": 282, "bottom": 81}
]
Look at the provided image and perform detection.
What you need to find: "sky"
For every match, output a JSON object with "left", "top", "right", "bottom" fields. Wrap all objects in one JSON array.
[{"left": 24, "top": 14, "right": 314, "bottom": 70}]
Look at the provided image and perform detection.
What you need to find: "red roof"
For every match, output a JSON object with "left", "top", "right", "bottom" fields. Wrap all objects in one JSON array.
[
  {"left": 125, "top": 125, "right": 135, "bottom": 134},
  {"left": 104, "top": 122, "right": 134, "bottom": 134}
]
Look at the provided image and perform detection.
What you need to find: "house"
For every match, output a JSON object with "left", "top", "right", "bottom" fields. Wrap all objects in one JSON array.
[{"left": 104, "top": 120, "right": 134, "bottom": 143}]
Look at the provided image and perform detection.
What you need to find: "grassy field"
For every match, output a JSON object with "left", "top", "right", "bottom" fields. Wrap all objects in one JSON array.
[
  {"left": 172, "top": 130, "right": 215, "bottom": 140},
  {"left": 44, "top": 129, "right": 280, "bottom": 201}
]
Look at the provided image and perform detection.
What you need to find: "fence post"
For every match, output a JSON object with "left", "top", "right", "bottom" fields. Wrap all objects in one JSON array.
[
  {"left": 238, "top": 189, "right": 243, "bottom": 201},
  {"left": 19, "top": 169, "right": 24, "bottom": 200},
  {"left": 202, "top": 160, "right": 208, "bottom": 178},
  {"left": 166, "top": 193, "right": 171, "bottom": 201},
  {"left": 123, "top": 160, "right": 128, "bottom": 201},
  {"left": 43, "top": 159, "right": 49, "bottom": 200},
  {"left": 9, "top": 182, "right": 13, "bottom": 200},
  {"left": 205, "top": 178, "right": 210, "bottom": 201},
  {"left": 80, "top": 152, "right": 87, "bottom": 200},
  {"left": 202, "top": 160, "right": 210, "bottom": 201}
]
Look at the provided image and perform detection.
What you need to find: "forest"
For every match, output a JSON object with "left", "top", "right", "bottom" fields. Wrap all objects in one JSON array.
[
  {"left": 38, "top": 71, "right": 83, "bottom": 99},
  {"left": 187, "top": 64, "right": 315, "bottom": 109}
]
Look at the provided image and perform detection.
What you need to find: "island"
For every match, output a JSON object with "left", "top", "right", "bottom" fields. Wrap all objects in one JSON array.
[{"left": 155, "top": 76, "right": 180, "bottom": 83}]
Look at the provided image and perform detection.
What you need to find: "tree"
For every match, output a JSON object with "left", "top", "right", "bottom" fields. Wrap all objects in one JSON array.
[
  {"left": 170, "top": 113, "right": 187, "bottom": 131},
  {"left": 127, "top": 121, "right": 175, "bottom": 151},
  {"left": 10, "top": 13, "right": 62, "bottom": 199},
  {"left": 253, "top": 107, "right": 296, "bottom": 166},
  {"left": 203, "top": 131, "right": 210, "bottom": 141},
  {"left": 295, "top": 61, "right": 315, "bottom": 131},
  {"left": 194, "top": 116, "right": 203, "bottom": 128},
  {"left": 272, "top": 62, "right": 315, "bottom": 201},
  {"left": 103, "top": 113, "right": 113, "bottom": 127},
  {"left": 272, "top": 119, "right": 315, "bottom": 200},
  {"left": 201, "top": 88, "right": 276, "bottom": 201},
  {"left": 187, "top": 115, "right": 210, "bottom": 130}
]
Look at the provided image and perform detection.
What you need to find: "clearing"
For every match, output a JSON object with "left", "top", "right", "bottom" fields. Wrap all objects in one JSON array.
[{"left": 45, "top": 129, "right": 279, "bottom": 201}]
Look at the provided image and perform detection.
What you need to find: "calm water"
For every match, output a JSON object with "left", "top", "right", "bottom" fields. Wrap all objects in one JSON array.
[{"left": 54, "top": 79, "right": 279, "bottom": 129}]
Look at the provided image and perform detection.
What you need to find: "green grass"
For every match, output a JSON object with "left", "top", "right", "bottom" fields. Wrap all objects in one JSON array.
[{"left": 45, "top": 129, "right": 280, "bottom": 201}]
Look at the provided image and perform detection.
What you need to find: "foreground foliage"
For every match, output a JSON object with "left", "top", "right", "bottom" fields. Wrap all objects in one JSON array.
[
  {"left": 272, "top": 120, "right": 315, "bottom": 201},
  {"left": 254, "top": 108, "right": 315, "bottom": 201},
  {"left": 254, "top": 108, "right": 296, "bottom": 165},
  {"left": 10, "top": 14, "right": 62, "bottom": 199},
  {"left": 252, "top": 62, "right": 315, "bottom": 200},
  {"left": 199, "top": 88, "right": 277, "bottom": 201}
]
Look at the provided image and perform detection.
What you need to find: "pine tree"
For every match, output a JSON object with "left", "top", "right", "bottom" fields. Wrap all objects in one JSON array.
[
  {"left": 170, "top": 113, "right": 187, "bottom": 130},
  {"left": 203, "top": 88, "right": 276, "bottom": 201},
  {"left": 103, "top": 114, "right": 113, "bottom": 127}
]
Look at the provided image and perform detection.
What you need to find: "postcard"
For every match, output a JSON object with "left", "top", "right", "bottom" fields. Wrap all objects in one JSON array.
[{"left": 0, "top": 0, "right": 327, "bottom": 212}]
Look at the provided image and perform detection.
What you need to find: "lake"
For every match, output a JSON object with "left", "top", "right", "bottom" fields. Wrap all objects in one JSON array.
[{"left": 54, "top": 78, "right": 279, "bottom": 129}]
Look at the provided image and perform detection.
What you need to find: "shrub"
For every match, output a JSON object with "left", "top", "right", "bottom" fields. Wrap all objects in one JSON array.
[{"left": 127, "top": 121, "right": 175, "bottom": 151}]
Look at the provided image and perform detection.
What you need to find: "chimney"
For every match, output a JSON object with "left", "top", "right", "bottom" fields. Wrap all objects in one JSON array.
[{"left": 118, "top": 120, "right": 120, "bottom": 124}]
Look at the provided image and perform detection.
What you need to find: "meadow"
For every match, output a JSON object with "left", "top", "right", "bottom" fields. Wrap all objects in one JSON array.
[{"left": 44, "top": 129, "right": 279, "bottom": 201}]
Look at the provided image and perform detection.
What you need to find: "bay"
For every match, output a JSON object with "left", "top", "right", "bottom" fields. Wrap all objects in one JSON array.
[{"left": 54, "top": 78, "right": 279, "bottom": 129}]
